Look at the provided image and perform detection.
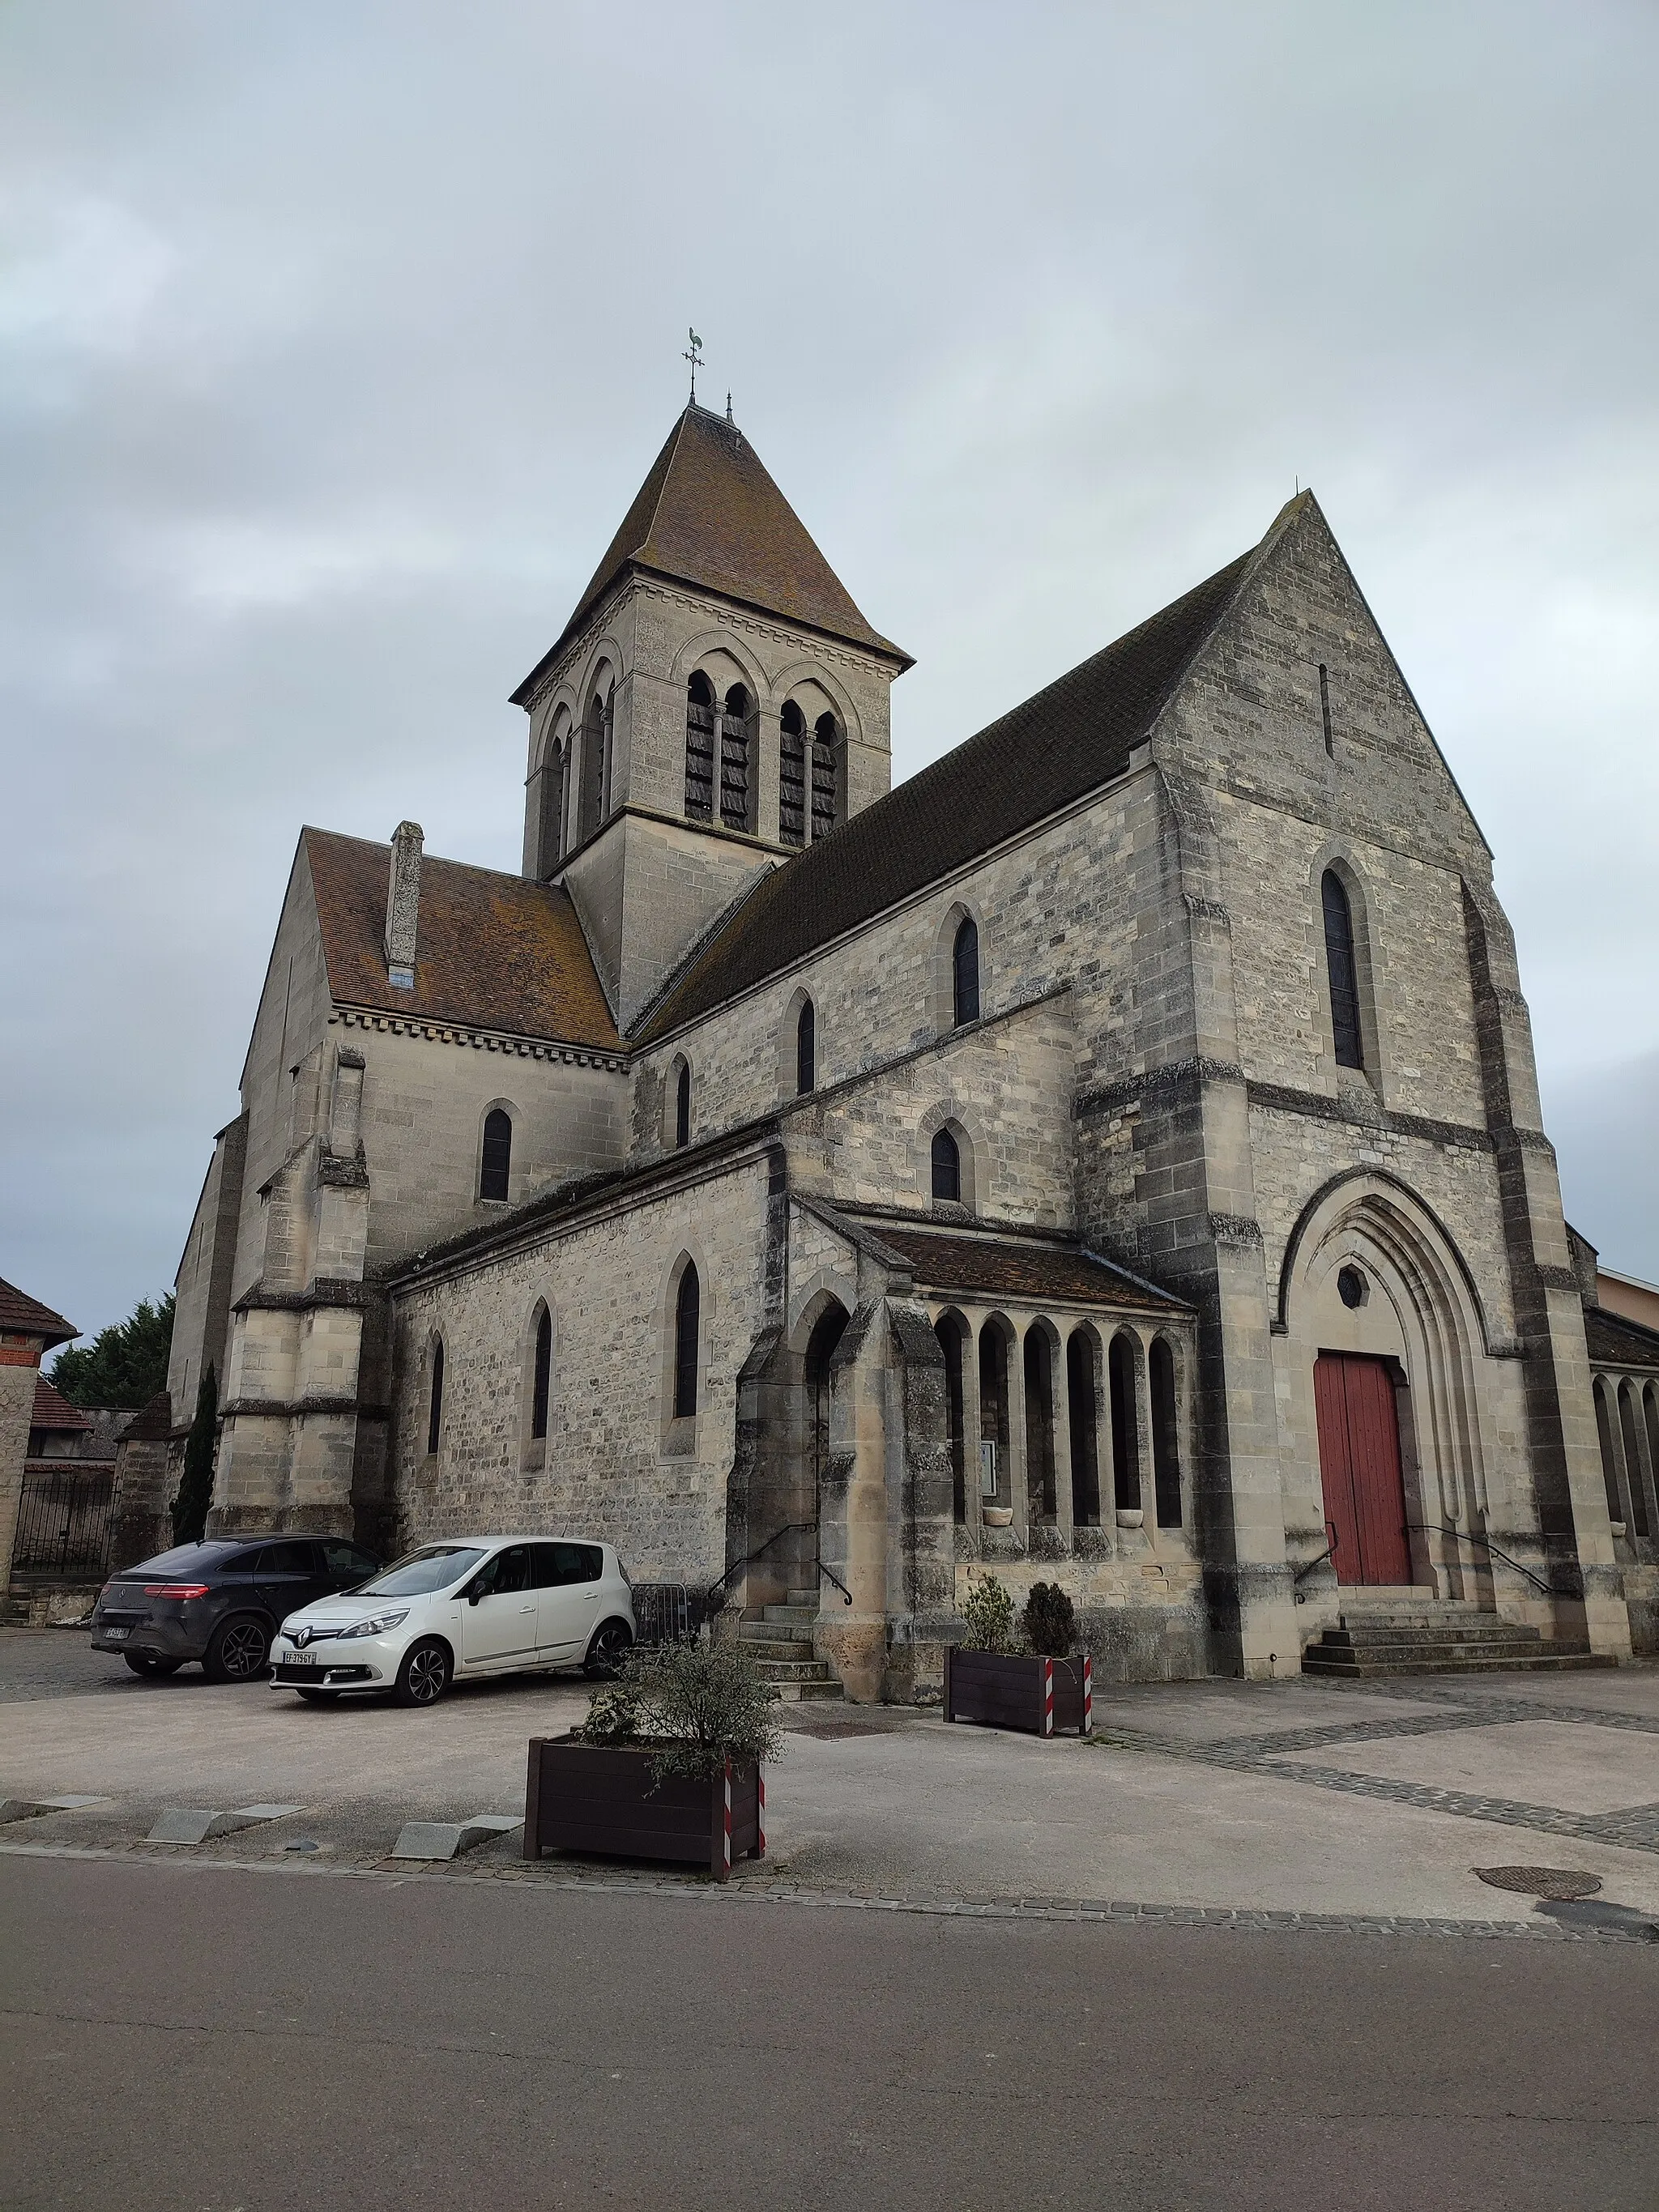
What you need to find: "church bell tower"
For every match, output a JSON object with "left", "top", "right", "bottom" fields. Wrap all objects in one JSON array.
[{"left": 510, "top": 403, "right": 911, "bottom": 1034}]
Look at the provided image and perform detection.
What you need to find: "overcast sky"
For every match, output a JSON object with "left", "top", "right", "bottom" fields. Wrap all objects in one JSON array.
[{"left": 3, "top": 0, "right": 1656, "bottom": 1346}]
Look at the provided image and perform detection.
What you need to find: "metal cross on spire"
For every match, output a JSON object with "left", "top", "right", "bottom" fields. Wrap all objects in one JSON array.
[{"left": 683, "top": 328, "right": 703, "bottom": 404}]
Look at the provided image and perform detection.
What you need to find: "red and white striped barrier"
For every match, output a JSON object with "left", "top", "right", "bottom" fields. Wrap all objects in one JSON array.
[
  {"left": 721, "top": 1759, "right": 732, "bottom": 1877},
  {"left": 1042, "top": 1657, "right": 1055, "bottom": 1737},
  {"left": 757, "top": 1767, "right": 766, "bottom": 1859},
  {"left": 1082, "top": 1652, "right": 1094, "bottom": 1735}
]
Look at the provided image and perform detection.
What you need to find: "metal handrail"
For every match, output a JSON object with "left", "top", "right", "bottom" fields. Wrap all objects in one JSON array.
[
  {"left": 1291, "top": 1544, "right": 1339, "bottom": 1592},
  {"left": 706, "top": 1521, "right": 855, "bottom": 1609},
  {"left": 817, "top": 1558, "right": 853, "bottom": 1607},
  {"left": 706, "top": 1522, "right": 811, "bottom": 1604},
  {"left": 1403, "top": 1522, "right": 1558, "bottom": 1597}
]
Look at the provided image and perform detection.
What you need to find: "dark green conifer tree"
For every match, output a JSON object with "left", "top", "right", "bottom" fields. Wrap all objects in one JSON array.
[{"left": 171, "top": 1365, "right": 218, "bottom": 1546}]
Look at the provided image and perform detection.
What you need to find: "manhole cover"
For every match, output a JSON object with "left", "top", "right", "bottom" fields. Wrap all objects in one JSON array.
[{"left": 1473, "top": 1865, "right": 1602, "bottom": 1900}]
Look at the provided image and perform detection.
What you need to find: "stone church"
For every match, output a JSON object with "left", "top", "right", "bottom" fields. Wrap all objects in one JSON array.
[{"left": 161, "top": 400, "right": 1657, "bottom": 1697}]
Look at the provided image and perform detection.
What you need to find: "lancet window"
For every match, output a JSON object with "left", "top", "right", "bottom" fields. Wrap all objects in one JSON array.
[
  {"left": 1322, "top": 870, "right": 1363, "bottom": 1071},
  {"left": 684, "top": 673, "right": 716, "bottom": 822}
]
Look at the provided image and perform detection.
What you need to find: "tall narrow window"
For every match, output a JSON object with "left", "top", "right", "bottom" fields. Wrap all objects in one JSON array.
[
  {"left": 979, "top": 1319, "right": 1009, "bottom": 1505},
  {"left": 720, "top": 684, "right": 751, "bottom": 832},
  {"left": 795, "top": 998, "right": 816, "bottom": 1095},
  {"left": 936, "top": 1314, "right": 966, "bottom": 1524},
  {"left": 674, "top": 1060, "right": 690, "bottom": 1149},
  {"left": 930, "top": 1126, "right": 961, "bottom": 1203},
  {"left": 953, "top": 916, "right": 980, "bottom": 1028},
  {"left": 580, "top": 689, "right": 609, "bottom": 842},
  {"left": 1066, "top": 1332, "right": 1100, "bottom": 1527},
  {"left": 1595, "top": 1383, "right": 1623, "bottom": 1524},
  {"left": 1024, "top": 1330, "right": 1056, "bottom": 1522},
  {"left": 1618, "top": 1383, "right": 1649, "bottom": 1538},
  {"left": 480, "top": 1109, "right": 513, "bottom": 1202},
  {"left": 1318, "top": 664, "right": 1334, "bottom": 757},
  {"left": 684, "top": 674, "right": 715, "bottom": 822},
  {"left": 1321, "top": 870, "right": 1363, "bottom": 1071},
  {"left": 427, "top": 1340, "right": 445, "bottom": 1456},
  {"left": 531, "top": 1308, "right": 552, "bottom": 1442},
  {"left": 779, "top": 701, "right": 808, "bottom": 848},
  {"left": 1149, "top": 1337, "right": 1182, "bottom": 1527},
  {"left": 1108, "top": 1332, "right": 1141, "bottom": 1510},
  {"left": 538, "top": 734, "right": 566, "bottom": 879},
  {"left": 811, "top": 713, "right": 839, "bottom": 842},
  {"left": 673, "top": 1264, "right": 700, "bottom": 1419}
]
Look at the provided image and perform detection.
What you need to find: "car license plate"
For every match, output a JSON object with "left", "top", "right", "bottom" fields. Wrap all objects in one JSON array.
[
  {"left": 288, "top": 1651, "right": 316, "bottom": 1666},
  {"left": 104, "top": 1626, "right": 129, "bottom": 1641}
]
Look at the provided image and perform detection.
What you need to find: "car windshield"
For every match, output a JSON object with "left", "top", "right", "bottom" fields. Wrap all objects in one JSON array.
[
  {"left": 126, "top": 1542, "right": 241, "bottom": 1577},
  {"left": 351, "top": 1545, "right": 486, "bottom": 1597}
]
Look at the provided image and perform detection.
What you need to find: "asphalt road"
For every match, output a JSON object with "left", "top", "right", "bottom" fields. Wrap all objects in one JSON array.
[{"left": 3, "top": 1853, "right": 1655, "bottom": 2212}]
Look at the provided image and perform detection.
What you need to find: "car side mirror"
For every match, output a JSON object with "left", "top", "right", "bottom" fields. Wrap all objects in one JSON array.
[{"left": 467, "top": 1588, "right": 483, "bottom": 1606}]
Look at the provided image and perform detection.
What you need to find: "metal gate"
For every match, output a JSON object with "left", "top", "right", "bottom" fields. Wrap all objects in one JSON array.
[{"left": 11, "top": 1468, "right": 115, "bottom": 1579}]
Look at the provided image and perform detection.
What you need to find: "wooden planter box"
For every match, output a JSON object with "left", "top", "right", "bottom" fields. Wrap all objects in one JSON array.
[
  {"left": 523, "top": 1737, "right": 765, "bottom": 1882},
  {"left": 944, "top": 1648, "right": 1094, "bottom": 1737}
]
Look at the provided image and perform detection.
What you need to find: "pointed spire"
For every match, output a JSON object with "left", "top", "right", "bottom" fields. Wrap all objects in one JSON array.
[{"left": 513, "top": 407, "right": 910, "bottom": 700}]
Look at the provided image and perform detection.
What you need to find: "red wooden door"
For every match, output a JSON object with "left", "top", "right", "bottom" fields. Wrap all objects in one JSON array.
[{"left": 1313, "top": 1353, "right": 1412, "bottom": 1587}]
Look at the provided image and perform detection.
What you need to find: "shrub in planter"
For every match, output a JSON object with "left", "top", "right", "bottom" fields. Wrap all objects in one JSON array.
[
  {"left": 524, "top": 1639, "right": 786, "bottom": 1880},
  {"left": 946, "top": 1575, "right": 1092, "bottom": 1738},
  {"left": 1022, "top": 1581, "right": 1077, "bottom": 1659},
  {"left": 960, "top": 1573, "right": 1018, "bottom": 1652}
]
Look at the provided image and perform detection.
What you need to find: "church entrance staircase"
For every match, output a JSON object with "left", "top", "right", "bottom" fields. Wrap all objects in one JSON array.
[
  {"left": 739, "top": 1591, "right": 842, "bottom": 1701},
  {"left": 1301, "top": 1592, "right": 1612, "bottom": 1677}
]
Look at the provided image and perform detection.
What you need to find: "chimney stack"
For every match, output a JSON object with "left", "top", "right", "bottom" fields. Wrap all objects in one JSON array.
[{"left": 384, "top": 820, "right": 423, "bottom": 988}]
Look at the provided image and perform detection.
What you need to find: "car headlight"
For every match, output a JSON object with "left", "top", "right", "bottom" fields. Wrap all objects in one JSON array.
[{"left": 339, "top": 1609, "right": 408, "bottom": 1639}]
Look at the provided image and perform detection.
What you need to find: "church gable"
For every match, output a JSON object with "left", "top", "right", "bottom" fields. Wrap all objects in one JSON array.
[{"left": 1154, "top": 492, "right": 1489, "bottom": 869}]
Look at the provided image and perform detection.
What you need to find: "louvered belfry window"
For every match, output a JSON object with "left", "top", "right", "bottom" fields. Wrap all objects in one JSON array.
[
  {"left": 1321, "top": 869, "right": 1364, "bottom": 1070},
  {"left": 779, "top": 701, "right": 808, "bottom": 848},
  {"left": 810, "top": 714, "right": 838, "bottom": 842},
  {"left": 684, "top": 673, "right": 715, "bottom": 821},
  {"left": 720, "top": 685, "right": 751, "bottom": 832}
]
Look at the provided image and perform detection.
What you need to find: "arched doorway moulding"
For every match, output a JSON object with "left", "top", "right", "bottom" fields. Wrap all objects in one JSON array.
[{"left": 1280, "top": 1171, "right": 1504, "bottom": 1604}]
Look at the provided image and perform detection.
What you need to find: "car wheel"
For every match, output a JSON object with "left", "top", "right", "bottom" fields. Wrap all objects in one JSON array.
[
  {"left": 583, "top": 1618, "right": 633, "bottom": 1680},
  {"left": 203, "top": 1613, "right": 272, "bottom": 1683},
  {"left": 294, "top": 1686, "right": 340, "bottom": 1704},
  {"left": 394, "top": 1639, "right": 450, "bottom": 1708},
  {"left": 122, "top": 1652, "right": 181, "bottom": 1677}
]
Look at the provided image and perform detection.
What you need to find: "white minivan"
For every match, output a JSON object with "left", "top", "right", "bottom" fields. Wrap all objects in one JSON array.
[{"left": 270, "top": 1536, "right": 635, "bottom": 1707}]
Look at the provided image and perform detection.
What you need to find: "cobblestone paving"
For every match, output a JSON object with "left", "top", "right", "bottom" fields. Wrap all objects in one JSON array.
[{"left": 1098, "top": 1675, "right": 1659, "bottom": 1855}]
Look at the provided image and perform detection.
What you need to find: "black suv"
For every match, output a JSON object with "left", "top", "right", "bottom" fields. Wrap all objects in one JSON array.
[{"left": 91, "top": 1537, "right": 382, "bottom": 1681}]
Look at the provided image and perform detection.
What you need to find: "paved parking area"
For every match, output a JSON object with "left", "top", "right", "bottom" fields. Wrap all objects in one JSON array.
[{"left": 5, "top": 1630, "right": 1659, "bottom": 1932}]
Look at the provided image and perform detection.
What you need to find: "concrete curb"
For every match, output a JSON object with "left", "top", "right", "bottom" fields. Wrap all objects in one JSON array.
[{"left": 3, "top": 1837, "right": 1654, "bottom": 1941}]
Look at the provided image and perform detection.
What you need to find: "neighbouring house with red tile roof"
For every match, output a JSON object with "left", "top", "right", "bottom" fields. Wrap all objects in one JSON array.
[
  {"left": 162, "top": 403, "right": 1653, "bottom": 1697},
  {"left": 0, "top": 1277, "right": 78, "bottom": 1605}
]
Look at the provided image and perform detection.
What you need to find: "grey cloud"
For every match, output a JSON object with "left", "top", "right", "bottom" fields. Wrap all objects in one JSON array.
[{"left": 2, "top": 0, "right": 1656, "bottom": 1337}]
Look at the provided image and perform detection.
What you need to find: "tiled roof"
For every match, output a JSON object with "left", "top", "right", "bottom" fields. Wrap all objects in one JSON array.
[
  {"left": 117, "top": 1391, "right": 175, "bottom": 1443},
  {"left": 869, "top": 1225, "right": 1189, "bottom": 1313},
  {"left": 0, "top": 1276, "right": 76, "bottom": 1349},
  {"left": 1586, "top": 1304, "right": 1659, "bottom": 1372},
  {"left": 304, "top": 829, "right": 621, "bottom": 1050},
  {"left": 514, "top": 406, "right": 908, "bottom": 701},
  {"left": 636, "top": 523, "right": 1271, "bottom": 1043},
  {"left": 31, "top": 1378, "right": 91, "bottom": 1430}
]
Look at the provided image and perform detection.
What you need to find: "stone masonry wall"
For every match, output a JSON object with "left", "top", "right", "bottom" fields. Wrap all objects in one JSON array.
[{"left": 388, "top": 1152, "right": 773, "bottom": 1581}]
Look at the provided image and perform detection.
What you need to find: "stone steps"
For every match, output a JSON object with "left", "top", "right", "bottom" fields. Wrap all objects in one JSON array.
[
  {"left": 739, "top": 1602, "right": 843, "bottom": 1703},
  {"left": 1303, "top": 1609, "right": 1611, "bottom": 1676}
]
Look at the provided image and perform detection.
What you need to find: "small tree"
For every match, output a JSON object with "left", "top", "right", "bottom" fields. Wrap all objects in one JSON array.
[
  {"left": 960, "top": 1574, "right": 1018, "bottom": 1653},
  {"left": 1022, "top": 1580, "right": 1077, "bottom": 1658},
  {"left": 170, "top": 1365, "right": 218, "bottom": 1546},
  {"left": 49, "top": 1293, "right": 175, "bottom": 1409},
  {"left": 582, "top": 1638, "right": 786, "bottom": 1783}
]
